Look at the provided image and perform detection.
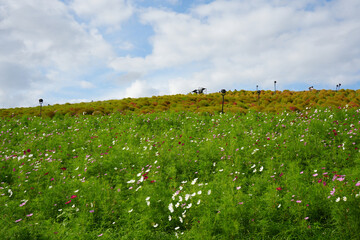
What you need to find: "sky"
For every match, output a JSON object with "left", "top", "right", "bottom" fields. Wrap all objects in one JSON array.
[{"left": 1, "top": 0, "right": 360, "bottom": 108}]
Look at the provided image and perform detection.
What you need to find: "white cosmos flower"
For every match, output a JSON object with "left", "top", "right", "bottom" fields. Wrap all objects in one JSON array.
[
  {"left": 343, "top": 196, "right": 347, "bottom": 201},
  {"left": 127, "top": 180, "right": 135, "bottom": 183},
  {"left": 336, "top": 197, "right": 341, "bottom": 202},
  {"left": 168, "top": 203, "right": 174, "bottom": 213},
  {"left": 191, "top": 178, "right": 198, "bottom": 185},
  {"left": 208, "top": 190, "right": 211, "bottom": 195}
]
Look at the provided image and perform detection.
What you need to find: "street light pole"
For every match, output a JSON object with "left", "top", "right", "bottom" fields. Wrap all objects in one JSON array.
[
  {"left": 39, "top": 99, "right": 43, "bottom": 117},
  {"left": 220, "top": 89, "right": 226, "bottom": 114},
  {"left": 274, "top": 81, "right": 277, "bottom": 95}
]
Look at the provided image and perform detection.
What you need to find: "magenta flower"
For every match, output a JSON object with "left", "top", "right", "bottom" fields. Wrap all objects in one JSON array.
[
  {"left": 276, "top": 187, "right": 282, "bottom": 191},
  {"left": 71, "top": 195, "right": 77, "bottom": 199},
  {"left": 65, "top": 200, "right": 71, "bottom": 204}
]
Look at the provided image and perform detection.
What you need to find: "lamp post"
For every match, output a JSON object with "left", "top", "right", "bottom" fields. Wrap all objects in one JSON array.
[
  {"left": 274, "top": 81, "right": 277, "bottom": 95},
  {"left": 39, "top": 99, "right": 43, "bottom": 116},
  {"left": 220, "top": 89, "right": 226, "bottom": 114}
]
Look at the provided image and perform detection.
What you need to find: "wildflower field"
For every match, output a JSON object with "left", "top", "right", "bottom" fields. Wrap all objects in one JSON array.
[{"left": 1, "top": 107, "right": 360, "bottom": 239}]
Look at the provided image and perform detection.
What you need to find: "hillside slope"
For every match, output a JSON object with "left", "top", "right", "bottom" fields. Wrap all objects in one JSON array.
[{"left": 1, "top": 89, "right": 359, "bottom": 117}]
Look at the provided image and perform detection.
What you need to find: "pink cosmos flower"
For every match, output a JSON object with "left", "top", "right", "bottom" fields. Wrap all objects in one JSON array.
[
  {"left": 296, "top": 200, "right": 302, "bottom": 203},
  {"left": 15, "top": 219, "right": 22, "bottom": 223},
  {"left": 356, "top": 182, "right": 360, "bottom": 186}
]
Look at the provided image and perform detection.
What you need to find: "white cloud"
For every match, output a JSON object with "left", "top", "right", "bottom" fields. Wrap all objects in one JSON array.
[
  {"left": 69, "top": 0, "right": 133, "bottom": 28},
  {"left": 80, "top": 80, "right": 95, "bottom": 89},
  {"left": 0, "top": 0, "right": 114, "bottom": 108},
  {"left": 124, "top": 80, "right": 159, "bottom": 98},
  {"left": 111, "top": 0, "right": 360, "bottom": 92}
]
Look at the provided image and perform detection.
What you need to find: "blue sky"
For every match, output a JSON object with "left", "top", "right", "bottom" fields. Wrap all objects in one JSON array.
[{"left": 1, "top": 0, "right": 360, "bottom": 108}]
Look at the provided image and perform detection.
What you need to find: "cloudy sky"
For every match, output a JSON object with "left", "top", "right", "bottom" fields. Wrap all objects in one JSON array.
[{"left": 1, "top": 0, "right": 360, "bottom": 108}]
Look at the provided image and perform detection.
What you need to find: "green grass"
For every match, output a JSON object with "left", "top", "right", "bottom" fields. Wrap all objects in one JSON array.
[{"left": 1, "top": 107, "right": 360, "bottom": 239}]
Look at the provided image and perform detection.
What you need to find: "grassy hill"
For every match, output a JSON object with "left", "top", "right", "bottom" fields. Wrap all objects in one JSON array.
[{"left": 1, "top": 89, "right": 360, "bottom": 118}]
